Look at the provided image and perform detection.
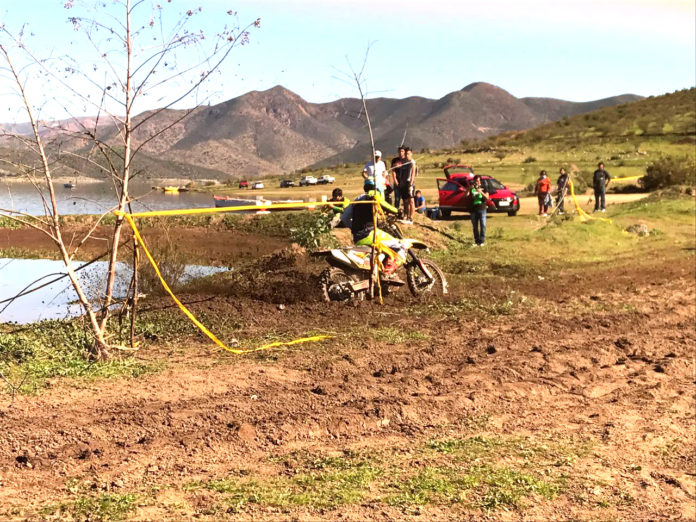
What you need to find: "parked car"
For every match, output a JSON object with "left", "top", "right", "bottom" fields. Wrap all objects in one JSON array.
[
  {"left": 251, "top": 181, "right": 264, "bottom": 190},
  {"left": 238, "top": 180, "right": 249, "bottom": 189},
  {"left": 280, "top": 179, "right": 295, "bottom": 188},
  {"left": 437, "top": 165, "right": 519, "bottom": 217},
  {"left": 317, "top": 174, "right": 335, "bottom": 184},
  {"left": 299, "top": 175, "right": 318, "bottom": 186}
]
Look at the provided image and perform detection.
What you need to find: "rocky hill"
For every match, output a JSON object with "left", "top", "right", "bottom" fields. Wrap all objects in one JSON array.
[{"left": 2, "top": 83, "right": 643, "bottom": 179}]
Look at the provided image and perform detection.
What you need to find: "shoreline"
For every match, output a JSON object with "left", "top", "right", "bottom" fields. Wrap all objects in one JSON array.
[{"left": 0, "top": 175, "right": 225, "bottom": 187}]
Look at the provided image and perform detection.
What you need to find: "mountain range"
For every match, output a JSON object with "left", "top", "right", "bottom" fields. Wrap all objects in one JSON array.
[{"left": 1, "top": 82, "right": 642, "bottom": 179}]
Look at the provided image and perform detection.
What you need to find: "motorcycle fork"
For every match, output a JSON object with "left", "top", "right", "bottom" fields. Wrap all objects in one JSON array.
[{"left": 408, "top": 249, "right": 434, "bottom": 282}]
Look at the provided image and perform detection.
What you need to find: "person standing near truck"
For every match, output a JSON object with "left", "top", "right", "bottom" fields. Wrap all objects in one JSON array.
[
  {"left": 592, "top": 162, "right": 611, "bottom": 212},
  {"left": 470, "top": 175, "right": 489, "bottom": 246}
]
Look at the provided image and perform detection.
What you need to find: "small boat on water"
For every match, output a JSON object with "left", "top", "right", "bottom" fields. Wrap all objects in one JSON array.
[
  {"left": 63, "top": 182, "right": 76, "bottom": 189},
  {"left": 154, "top": 185, "right": 190, "bottom": 193},
  {"left": 213, "top": 195, "right": 306, "bottom": 212}
]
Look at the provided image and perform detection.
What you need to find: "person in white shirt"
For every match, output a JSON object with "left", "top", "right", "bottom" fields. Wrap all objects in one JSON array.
[{"left": 362, "top": 150, "right": 387, "bottom": 194}]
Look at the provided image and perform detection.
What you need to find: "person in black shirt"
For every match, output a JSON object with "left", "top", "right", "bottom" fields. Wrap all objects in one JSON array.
[
  {"left": 396, "top": 147, "right": 416, "bottom": 223},
  {"left": 556, "top": 167, "right": 569, "bottom": 214},
  {"left": 592, "top": 162, "right": 611, "bottom": 212},
  {"left": 390, "top": 146, "right": 406, "bottom": 210}
]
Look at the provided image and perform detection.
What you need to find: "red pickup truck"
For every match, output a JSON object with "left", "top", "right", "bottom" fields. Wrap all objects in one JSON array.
[{"left": 436, "top": 164, "right": 519, "bottom": 217}]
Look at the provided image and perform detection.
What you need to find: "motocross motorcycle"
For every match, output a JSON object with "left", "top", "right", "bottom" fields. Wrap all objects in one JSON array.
[{"left": 313, "top": 220, "right": 447, "bottom": 302}]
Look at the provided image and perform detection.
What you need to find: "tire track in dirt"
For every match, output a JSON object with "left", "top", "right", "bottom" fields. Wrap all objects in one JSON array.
[{"left": 0, "top": 264, "right": 694, "bottom": 519}]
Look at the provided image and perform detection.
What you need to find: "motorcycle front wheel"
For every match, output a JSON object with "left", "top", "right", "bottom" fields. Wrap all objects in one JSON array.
[
  {"left": 320, "top": 267, "right": 364, "bottom": 303},
  {"left": 406, "top": 259, "right": 448, "bottom": 298}
]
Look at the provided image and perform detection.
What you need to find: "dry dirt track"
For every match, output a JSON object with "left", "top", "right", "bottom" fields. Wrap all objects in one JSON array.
[
  {"left": 516, "top": 193, "right": 649, "bottom": 215},
  {"left": 0, "top": 250, "right": 694, "bottom": 519}
]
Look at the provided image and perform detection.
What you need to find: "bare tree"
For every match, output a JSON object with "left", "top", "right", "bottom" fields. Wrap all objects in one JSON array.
[
  {"left": 0, "top": 1, "right": 259, "bottom": 358},
  {"left": 338, "top": 44, "right": 382, "bottom": 300}
]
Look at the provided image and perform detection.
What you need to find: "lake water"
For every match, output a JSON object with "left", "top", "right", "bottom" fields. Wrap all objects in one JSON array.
[
  {"left": 0, "top": 179, "right": 217, "bottom": 216},
  {"left": 0, "top": 257, "right": 228, "bottom": 324}
]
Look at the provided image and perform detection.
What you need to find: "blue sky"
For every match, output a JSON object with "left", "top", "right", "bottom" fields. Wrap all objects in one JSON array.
[{"left": 0, "top": 0, "right": 694, "bottom": 122}]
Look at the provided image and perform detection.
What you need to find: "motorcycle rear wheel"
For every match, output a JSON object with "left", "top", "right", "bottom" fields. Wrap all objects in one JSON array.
[
  {"left": 406, "top": 259, "right": 447, "bottom": 298},
  {"left": 320, "top": 267, "right": 364, "bottom": 303}
]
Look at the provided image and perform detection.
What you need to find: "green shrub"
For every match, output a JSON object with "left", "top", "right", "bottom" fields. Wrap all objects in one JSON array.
[
  {"left": 640, "top": 156, "right": 696, "bottom": 191},
  {"left": 0, "top": 217, "right": 23, "bottom": 229},
  {"left": 0, "top": 321, "right": 154, "bottom": 394},
  {"left": 290, "top": 213, "right": 335, "bottom": 249},
  {"left": 522, "top": 156, "right": 537, "bottom": 163}
]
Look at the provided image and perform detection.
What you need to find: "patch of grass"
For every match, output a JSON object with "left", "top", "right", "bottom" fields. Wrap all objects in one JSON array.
[
  {"left": 0, "top": 216, "right": 23, "bottom": 229},
  {"left": 189, "top": 456, "right": 382, "bottom": 512},
  {"left": 189, "top": 435, "right": 591, "bottom": 514},
  {"left": 133, "top": 313, "right": 198, "bottom": 342},
  {"left": 416, "top": 291, "right": 528, "bottom": 319},
  {"left": 370, "top": 326, "right": 430, "bottom": 344},
  {"left": 0, "top": 320, "right": 158, "bottom": 394},
  {"left": 0, "top": 247, "right": 48, "bottom": 259},
  {"left": 45, "top": 493, "right": 138, "bottom": 521}
]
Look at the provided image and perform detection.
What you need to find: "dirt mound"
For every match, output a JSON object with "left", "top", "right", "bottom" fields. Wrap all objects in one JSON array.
[
  {"left": 185, "top": 244, "right": 324, "bottom": 305},
  {"left": 257, "top": 244, "right": 307, "bottom": 272}
]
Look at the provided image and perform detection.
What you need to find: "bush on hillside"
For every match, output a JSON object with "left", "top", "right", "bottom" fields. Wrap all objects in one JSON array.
[{"left": 640, "top": 156, "right": 696, "bottom": 191}]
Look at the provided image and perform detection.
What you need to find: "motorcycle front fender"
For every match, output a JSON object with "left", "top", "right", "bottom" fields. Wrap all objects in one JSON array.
[{"left": 403, "top": 239, "right": 429, "bottom": 250}]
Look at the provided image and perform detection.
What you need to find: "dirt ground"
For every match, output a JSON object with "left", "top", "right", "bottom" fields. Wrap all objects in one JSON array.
[{"left": 0, "top": 222, "right": 694, "bottom": 520}]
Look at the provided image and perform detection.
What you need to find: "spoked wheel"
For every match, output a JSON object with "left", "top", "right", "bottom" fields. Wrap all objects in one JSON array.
[
  {"left": 406, "top": 259, "right": 448, "bottom": 299},
  {"left": 320, "top": 267, "right": 363, "bottom": 303}
]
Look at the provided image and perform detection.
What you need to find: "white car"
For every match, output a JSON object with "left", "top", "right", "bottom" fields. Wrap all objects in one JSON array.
[
  {"left": 317, "top": 175, "right": 335, "bottom": 184},
  {"left": 251, "top": 181, "right": 264, "bottom": 189},
  {"left": 299, "top": 176, "right": 318, "bottom": 186}
]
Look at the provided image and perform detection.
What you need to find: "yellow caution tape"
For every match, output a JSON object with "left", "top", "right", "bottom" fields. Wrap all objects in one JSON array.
[
  {"left": 611, "top": 175, "right": 642, "bottom": 182},
  {"left": 568, "top": 179, "right": 612, "bottom": 223},
  {"left": 119, "top": 211, "right": 332, "bottom": 354},
  {"left": 113, "top": 198, "right": 385, "bottom": 354},
  {"left": 121, "top": 199, "right": 380, "bottom": 219}
]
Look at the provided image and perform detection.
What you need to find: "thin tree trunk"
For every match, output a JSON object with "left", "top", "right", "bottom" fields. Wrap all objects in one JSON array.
[
  {"left": 99, "top": 0, "right": 133, "bottom": 338},
  {"left": 0, "top": 43, "right": 109, "bottom": 358}
]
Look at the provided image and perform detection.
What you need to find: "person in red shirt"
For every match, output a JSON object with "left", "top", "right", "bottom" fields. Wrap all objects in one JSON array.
[{"left": 534, "top": 170, "right": 552, "bottom": 216}]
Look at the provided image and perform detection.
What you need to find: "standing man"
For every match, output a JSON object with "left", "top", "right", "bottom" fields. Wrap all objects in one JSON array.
[
  {"left": 390, "top": 146, "right": 406, "bottom": 210},
  {"left": 470, "top": 175, "right": 489, "bottom": 246},
  {"left": 556, "top": 167, "right": 569, "bottom": 214},
  {"left": 397, "top": 147, "right": 417, "bottom": 223},
  {"left": 362, "top": 150, "right": 387, "bottom": 195},
  {"left": 592, "top": 162, "right": 611, "bottom": 212}
]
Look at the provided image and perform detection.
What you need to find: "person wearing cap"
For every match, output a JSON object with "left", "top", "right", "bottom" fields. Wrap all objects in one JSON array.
[
  {"left": 362, "top": 150, "right": 387, "bottom": 195},
  {"left": 340, "top": 179, "right": 405, "bottom": 276}
]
